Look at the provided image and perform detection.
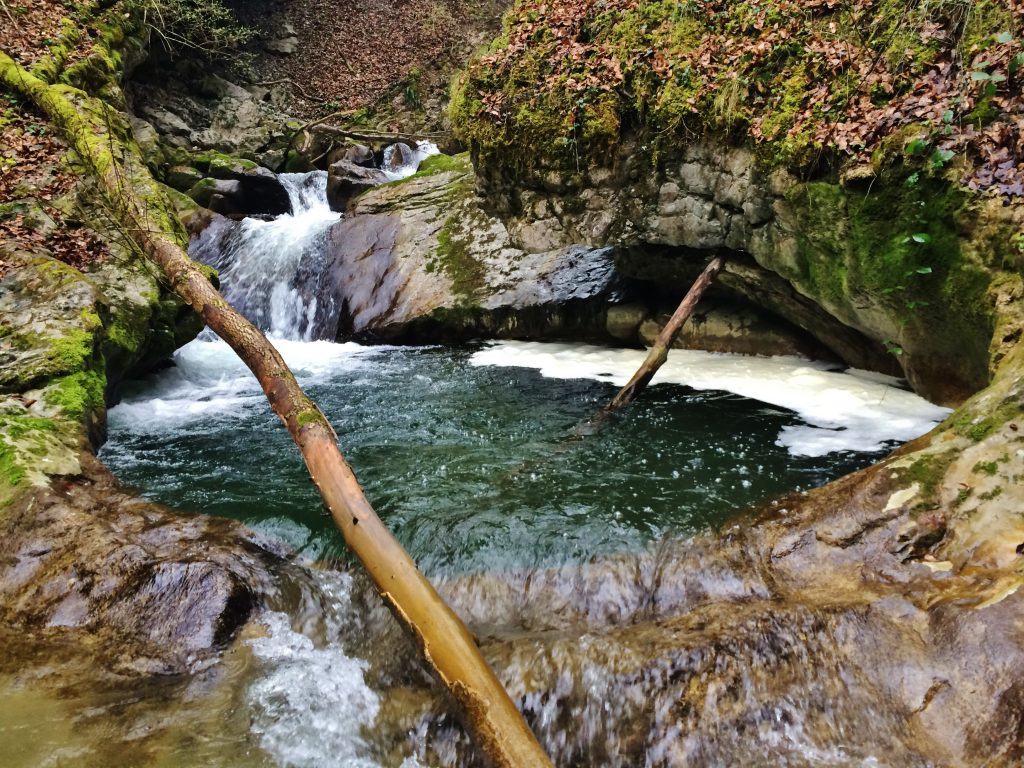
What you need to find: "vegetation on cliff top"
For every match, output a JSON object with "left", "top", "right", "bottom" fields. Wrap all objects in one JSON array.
[{"left": 452, "top": 0, "right": 1023, "bottom": 192}]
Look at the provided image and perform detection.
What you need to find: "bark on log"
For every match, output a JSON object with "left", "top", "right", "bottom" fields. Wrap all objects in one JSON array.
[
  {"left": 606, "top": 255, "right": 725, "bottom": 411},
  {"left": 0, "top": 52, "right": 552, "bottom": 768}
]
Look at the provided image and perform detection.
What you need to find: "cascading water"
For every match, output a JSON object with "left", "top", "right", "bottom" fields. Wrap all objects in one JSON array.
[
  {"left": 189, "top": 142, "right": 439, "bottom": 342},
  {"left": 194, "top": 171, "right": 341, "bottom": 341},
  {"left": 380, "top": 142, "right": 439, "bottom": 182}
]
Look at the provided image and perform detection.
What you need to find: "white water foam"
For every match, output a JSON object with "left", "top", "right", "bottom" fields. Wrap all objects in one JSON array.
[
  {"left": 247, "top": 611, "right": 381, "bottom": 768},
  {"left": 107, "top": 336, "right": 379, "bottom": 432},
  {"left": 469, "top": 341, "right": 951, "bottom": 456},
  {"left": 214, "top": 172, "right": 341, "bottom": 341}
]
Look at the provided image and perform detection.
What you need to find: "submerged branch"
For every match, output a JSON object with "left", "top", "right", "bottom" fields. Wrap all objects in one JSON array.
[
  {"left": 571, "top": 255, "right": 725, "bottom": 439},
  {"left": 606, "top": 255, "right": 725, "bottom": 412},
  {"left": 0, "top": 50, "right": 551, "bottom": 768}
]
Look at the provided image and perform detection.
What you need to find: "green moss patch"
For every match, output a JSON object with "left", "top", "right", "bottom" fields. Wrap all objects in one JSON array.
[
  {"left": 0, "top": 405, "right": 81, "bottom": 512},
  {"left": 452, "top": 0, "right": 1022, "bottom": 190},
  {"left": 900, "top": 449, "right": 959, "bottom": 510},
  {"left": 42, "top": 371, "right": 107, "bottom": 424},
  {"left": 415, "top": 152, "right": 471, "bottom": 177},
  {"left": 431, "top": 215, "right": 486, "bottom": 303},
  {"left": 788, "top": 176, "right": 997, "bottom": 388}
]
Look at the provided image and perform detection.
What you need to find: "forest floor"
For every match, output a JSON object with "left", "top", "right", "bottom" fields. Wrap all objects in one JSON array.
[
  {"left": 0, "top": 0, "right": 118, "bottom": 279},
  {"left": 235, "top": 0, "right": 508, "bottom": 130},
  {"left": 0, "top": 102, "right": 109, "bottom": 279}
]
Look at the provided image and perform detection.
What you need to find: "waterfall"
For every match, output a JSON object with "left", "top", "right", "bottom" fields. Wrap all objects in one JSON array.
[
  {"left": 191, "top": 171, "right": 341, "bottom": 342},
  {"left": 188, "top": 142, "right": 439, "bottom": 342},
  {"left": 380, "top": 141, "right": 439, "bottom": 181}
]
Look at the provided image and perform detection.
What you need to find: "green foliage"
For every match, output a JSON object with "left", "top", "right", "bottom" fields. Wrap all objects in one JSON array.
[
  {"left": 142, "top": 0, "right": 255, "bottom": 60},
  {"left": 404, "top": 67, "right": 422, "bottom": 109}
]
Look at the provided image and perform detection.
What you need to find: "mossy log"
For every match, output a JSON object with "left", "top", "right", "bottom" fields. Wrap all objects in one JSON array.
[{"left": 0, "top": 52, "right": 552, "bottom": 768}]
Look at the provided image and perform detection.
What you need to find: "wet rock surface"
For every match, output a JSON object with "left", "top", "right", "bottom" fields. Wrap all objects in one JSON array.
[
  {"left": 0, "top": 237, "right": 249, "bottom": 678},
  {"left": 325, "top": 159, "right": 390, "bottom": 211},
  {"left": 187, "top": 166, "right": 291, "bottom": 218},
  {"left": 476, "top": 140, "right": 1024, "bottom": 404},
  {"left": 322, "top": 162, "right": 625, "bottom": 343},
  {"left": 0, "top": 455, "right": 279, "bottom": 675}
]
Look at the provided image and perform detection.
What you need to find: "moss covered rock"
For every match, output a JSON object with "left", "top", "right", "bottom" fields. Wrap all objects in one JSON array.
[
  {"left": 449, "top": 130, "right": 1022, "bottom": 404},
  {"left": 0, "top": 245, "right": 201, "bottom": 514},
  {"left": 447, "top": 0, "right": 1023, "bottom": 403}
]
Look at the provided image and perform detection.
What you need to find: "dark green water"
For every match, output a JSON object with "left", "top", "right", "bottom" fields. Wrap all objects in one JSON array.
[{"left": 102, "top": 339, "right": 883, "bottom": 576}]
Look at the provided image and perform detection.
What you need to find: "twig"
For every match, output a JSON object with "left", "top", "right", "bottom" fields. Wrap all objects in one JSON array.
[
  {"left": 254, "top": 77, "right": 316, "bottom": 101},
  {"left": 312, "top": 125, "right": 451, "bottom": 144},
  {"left": 309, "top": 139, "right": 335, "bottom": 166},
  {"left": 292, "top": 108, "right": 359, "bottom": 135},
  {"left": 1, "top": 0, "right": 16, "bottom": 26}
]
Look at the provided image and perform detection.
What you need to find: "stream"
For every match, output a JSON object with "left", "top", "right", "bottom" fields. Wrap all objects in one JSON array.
[{"left": 45, "top": 157, "right": 953, "bottom": 766}]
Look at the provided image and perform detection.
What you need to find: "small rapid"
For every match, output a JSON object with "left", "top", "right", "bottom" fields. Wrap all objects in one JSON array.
[
  {"left": 188, "top": 142, "right": 438, "bottom": 341},
  {"left": 245, "top": 571, "right": 386, "bottom": 768},
  {"left": 195, "top": 172, "right": 341, "bottom": 340}
]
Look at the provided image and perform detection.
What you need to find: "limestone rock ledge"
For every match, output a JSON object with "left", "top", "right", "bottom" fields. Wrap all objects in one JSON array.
[
  {"left": 473, "top": 140, "right": 1024, "bottom": 405},
  {"left": 0, "top": 249, "right": 279, "bottom": 675},
  {"left": 333, "top": 159, "right": 622, "bottom": 342}
]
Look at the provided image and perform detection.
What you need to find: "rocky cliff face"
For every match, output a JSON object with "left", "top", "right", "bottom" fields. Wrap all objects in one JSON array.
[
  {"left": 469, "top": 139, "right": 1024, "bottom": 405},
  {"left": 199, "top": 151, "right": 833, "bottom": 362},
  {"left": 326, "top": 156, "right": 623, "bottom": 343},
  {"left": 276, "top": 137, "right": 1021, "bottom": 406},
  {"left": 446, "top": 0, "right": 1024, "bottom": 405}
]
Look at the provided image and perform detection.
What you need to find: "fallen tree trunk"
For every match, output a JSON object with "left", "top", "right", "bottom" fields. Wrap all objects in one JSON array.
[
  {"left": 310, "top": 124, "right": 450, "bottom": 145},
  {"left": 606, "top": 255, "right": 725, "bottom": 411},
  {"left": 0, "top": 53, "right": 552, "bottom": 768}
]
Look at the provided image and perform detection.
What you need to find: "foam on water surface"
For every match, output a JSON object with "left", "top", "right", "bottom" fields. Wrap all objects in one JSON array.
[
  {"left": 108, "top": 336, "right": 380, "bottom": 433},
  {"left": 247, "top": 611, "right": 381, "bottom": 768},
  {"left": 469, "top": 341, "right": 950, "bottom": 456}
]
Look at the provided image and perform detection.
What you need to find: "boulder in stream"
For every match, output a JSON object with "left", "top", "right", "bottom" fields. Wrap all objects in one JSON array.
[
  {"left": 322, "top": 157, "right": 624, "bottom": 342},
  {"left": 325, "top": 159, "right": 389, "bottom": 212},
  {"left": 187, "top": 165, "right": 291, "bottom": 217},
  {"left": 0, "top": 456, "right": 278, "bottom": 675}
]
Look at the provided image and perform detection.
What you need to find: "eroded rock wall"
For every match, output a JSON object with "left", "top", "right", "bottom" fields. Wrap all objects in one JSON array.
[
  {"left": 273, "top": 156, "right": 626, "bottom": 343},
  {"left": 471, "top": 140, "right": 1024, "bottom": 404}
]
